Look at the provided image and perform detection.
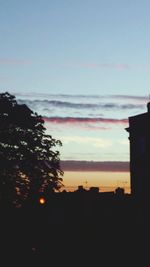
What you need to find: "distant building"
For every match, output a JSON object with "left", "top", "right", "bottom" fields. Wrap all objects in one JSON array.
[
  {"left": 89, "top": 187, "right": 99, "bottom": 193},
  {"left": 115, "top": 187, "right": 125, "bottom": 196},
  {"left": 76, "top": 185, "right": 86, "bottom": 192},
  {"left": 126, "top": 102, "right": 150, "bottom": 201}
]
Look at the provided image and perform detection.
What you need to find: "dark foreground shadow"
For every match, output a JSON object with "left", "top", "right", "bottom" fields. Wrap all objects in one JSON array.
[{"left": 0, "top": 195, "right": 149, "bottom": 266}]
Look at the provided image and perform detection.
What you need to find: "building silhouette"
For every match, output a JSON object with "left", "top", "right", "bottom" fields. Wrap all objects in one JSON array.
[
  {"left": 126, "top": 102, "right": 150, "bottom": 201},
  {"left": 115, "top": 187, "right": 125, "bottom": 196}
]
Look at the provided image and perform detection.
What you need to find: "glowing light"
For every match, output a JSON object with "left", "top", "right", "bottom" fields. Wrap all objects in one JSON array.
[{"left": 39, "top": 197, "right": 46, "bottom": 204}]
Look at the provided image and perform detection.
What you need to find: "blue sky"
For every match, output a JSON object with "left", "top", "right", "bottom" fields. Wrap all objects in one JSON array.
[
  {"left": 0, "top": 1, "right": 150, "bottom": 190},
  {"left": 1, "top": 0, "right": 150, "bottom": 95}
]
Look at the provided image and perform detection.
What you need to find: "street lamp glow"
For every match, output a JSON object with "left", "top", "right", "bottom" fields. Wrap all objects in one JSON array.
[{"left": 39, "top": 197, "right": 46, "bottom": 205}]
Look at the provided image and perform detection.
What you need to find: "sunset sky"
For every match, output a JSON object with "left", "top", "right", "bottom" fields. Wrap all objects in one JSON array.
[{"left": 1, "top": 0, "right": 150, "bottom": 192}]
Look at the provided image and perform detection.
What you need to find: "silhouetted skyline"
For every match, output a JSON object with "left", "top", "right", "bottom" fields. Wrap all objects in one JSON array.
[{"left": 0, "top": 94, "right": 149, "bottom": 266}]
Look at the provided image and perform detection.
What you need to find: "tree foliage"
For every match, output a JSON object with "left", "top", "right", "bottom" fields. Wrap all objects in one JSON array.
[{"left": 0, "top": 92, "right": 63, "bottom": 206}]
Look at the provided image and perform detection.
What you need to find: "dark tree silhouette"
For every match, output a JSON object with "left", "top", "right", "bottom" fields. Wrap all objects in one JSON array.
[{"left": 0, "top": 92, "right": 63, "bottom": 206}]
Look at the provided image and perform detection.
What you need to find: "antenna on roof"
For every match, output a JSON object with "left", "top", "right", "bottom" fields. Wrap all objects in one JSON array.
[{"left": 84, "top": 180, "right": 88, "bottom": 189}]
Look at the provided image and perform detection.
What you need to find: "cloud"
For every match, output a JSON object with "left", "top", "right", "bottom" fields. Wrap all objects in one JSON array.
[
  {"left": 15, "top": 92, "right": 148, "bottom": 112},
  {"left": 17, "top": 99, "right": 145, "bottom": 110},
  {"left": 61, "top": 136, "right": 112, "bottom": 148},
  {"left": 0, "top": 58, "right": 31, "bottom": 65},
  {"left": 60, "top": 160, "right": 129, "bottom": 172},
  {"left": 43, "top": 116, "right": 128, "bottom": 125},
  {"left": 15, "top": 92, "right": 148, "bottom": 101},
  {"left": 79, "top": 63, "right": 131, "bottom": 70},
  {"left": 43, "top": 116, "right": 128, "bottom": 131},
  {"left": 63, "top": 63, "right": 150, "bottom": 72},
  {"left": 16, "top": 93, "right": 146, "bottom": 132},
  {"left": 111, "top": 95, "right": 148, "bottom": 101}
]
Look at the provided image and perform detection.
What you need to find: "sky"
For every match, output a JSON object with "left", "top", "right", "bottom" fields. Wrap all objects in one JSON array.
[{"left": 1, "top": 0, "right": 150, "bottom": 192}]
